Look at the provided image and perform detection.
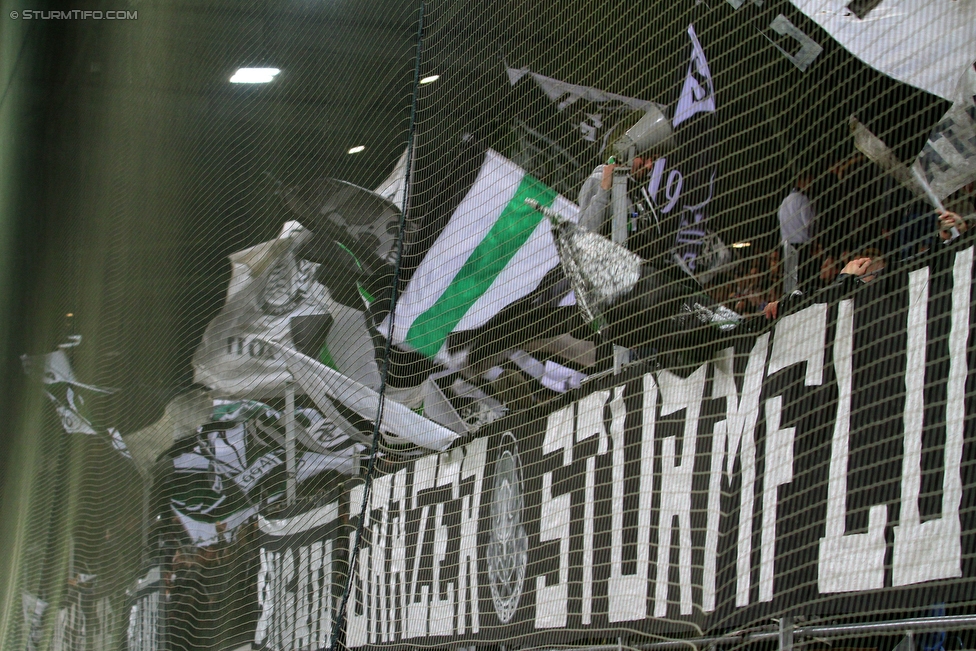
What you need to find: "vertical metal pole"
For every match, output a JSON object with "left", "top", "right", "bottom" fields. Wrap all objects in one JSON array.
[
  {"left": 68, "top": 534, "right": 75, "bottom": 579},
  {"left": 140, "top": 480, "right": 150, "bottom": 567},
  {"left": 611, "top": 167, "right": 630, "bottom": 245},
  {"left": 779, "top": 615, "right": 794, "bottom": 651},
  {"left": 285, "top": 382, "right": 296, "bottom": 506},
  {"left": 610, "top": 148, "right": 635, "bottom": 374}
]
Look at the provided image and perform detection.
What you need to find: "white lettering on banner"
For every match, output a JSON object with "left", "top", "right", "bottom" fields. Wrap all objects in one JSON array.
[
  {"left": 648, "top": 165, "right": 683, "bottom": 215},
  {"left": 715, "top": 334, "right": 768, "bottom": 607},
  {"left": 431, "top": 450, "right": 459, "bottom": 636},
  {"left": 702, "top": 349, "right": 731, "bottom": 613},
  {"left": 368, "top": 474, "right": 392, "bottom": 642},
  {"left": 767, "top": 305, "right": 826, "bottom": 387},
  {"left": 345, "top": 439, "right": 485, "bottom": 647},
  {"left": 346, "top": 483, "right": 368, "bottom": 647},
  {"left": 727, "top": 0, "right": 823, "bottom": 72},
  {"left": 255, "top": 548, "right": 272, "bottom": 644},
  {"left": 281, "top": 544, "right": 297, "bottom": 647},
  {"left": 226, "top": 335, "right": 276, "bottom": 360},
  {"left": 536, "top": 405, "right": 573, "bottom": 629},
  {"left": 458, "top": 438, "right": 485, "bottom": 636},
  {"left": 766, "top": 15, "right": 823, "bottom": 72},
  {"left": 235, "top": 452, "right": 281, "bottom": 493},
  {"left": 759, "top": 395, "right": 794, "bottom": 603},
  {"left": 332, "top": 259, "right": 975, "bottom": 641},
  {"left": 128, "top": 592, "right": 159, "bottom": 651},
  {"left": 389, "top": 469, "right": 407, "bottom": 641},
  {"left": 406, "top": 457, "right": 434, "bottom": 639},
  {"left": 675, "top": 171, "right": 714, "bottom": 249},
  {"left": 655, "top": 366, "right": 706, "bottom": 617},
  {"left": 608, "top": 377, "right": 656, "bottom": 622},
  {"left": 761, "top": 305, "right": 827, "bottom": 601},
  {"left": 578, "top": 391, "right": 610, "bottom": 624},
  {"left": 818, "top": 300, "right": 887, "bottom": 593},
  {"left": 893, "top": 248, "right": 971, "bottom": 585}
]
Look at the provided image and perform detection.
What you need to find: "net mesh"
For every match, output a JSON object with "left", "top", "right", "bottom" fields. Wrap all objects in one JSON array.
[{"left": 1, "top": 1, "right": 975, "bottom": 651}]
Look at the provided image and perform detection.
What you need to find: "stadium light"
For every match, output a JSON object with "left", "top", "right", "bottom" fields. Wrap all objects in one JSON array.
[
  {"left": 229, "top": 67, "right": 281, "bottom": 84},
  {"left": 731, "top": 241, "right": 751, "bottom": 248}
]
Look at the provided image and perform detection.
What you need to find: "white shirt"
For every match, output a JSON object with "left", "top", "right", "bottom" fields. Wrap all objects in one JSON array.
[{"left": 777, "top": 189, "right": 815, "bottom": 245}]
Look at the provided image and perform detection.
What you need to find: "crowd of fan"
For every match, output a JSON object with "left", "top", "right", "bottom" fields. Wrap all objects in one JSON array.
[
  {"left": 702, "top": 156, "right": 976, "bottom": 321},
  {"left": 416, "top": 152, "right": 976, "bottom": 422},
  {"left": 145, "top": 155, "right": 976, "bottom": 651}
]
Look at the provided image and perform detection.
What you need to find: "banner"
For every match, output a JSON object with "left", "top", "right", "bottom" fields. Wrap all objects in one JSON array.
[
  {"left": 326, "top": 244, "right": 975, "bottom": 647},
  {"left": 504, "top": 66, "right": 656, "bottom": 198},
  {"left": 788, "top": 0, "right": 975, "bottom": 102},
  {"left": 659, "top": 23, "right": 720, "bottom": 275},
  {"left": 21, "top": 340, "right": 133, "bottom": 461},
  {"left": 253, "top": 502, "right": 350, "bottom": 651},
  {"left": 126, "top": 568, "right": 164, "bottom": 651},
  {"left": 192, "top": 221, "right": 339, "bottom": 399},
  {"left": 163, "top": 400, "right": 364, "bottom": 546},
  {"left": 281, "top": 347, "right": 460, "bottom": 452}
]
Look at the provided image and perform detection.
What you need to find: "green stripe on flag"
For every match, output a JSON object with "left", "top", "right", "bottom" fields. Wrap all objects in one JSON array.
[{"left": 405, "top": 174, "right": 557, "bottom": 357}]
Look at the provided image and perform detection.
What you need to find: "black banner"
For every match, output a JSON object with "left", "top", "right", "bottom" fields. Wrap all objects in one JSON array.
[
  {"left": 330, "top": 244, "right": 976, "bottom": 648},
  {"left": 253, "top": 501, "right": 351, "bottom": 651}
]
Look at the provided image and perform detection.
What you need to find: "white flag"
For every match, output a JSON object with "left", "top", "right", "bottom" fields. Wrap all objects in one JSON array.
[
  {"left": 280, "top": 345, "right": 459, "bottom": 452},
  {"left": 788, "top": 0, "right": 975, "bottom": 102}
]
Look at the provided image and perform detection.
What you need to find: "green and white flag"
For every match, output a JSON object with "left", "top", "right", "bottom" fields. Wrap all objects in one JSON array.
[{"left": 379, "top": 148, "right": 579, "bottom": 361}]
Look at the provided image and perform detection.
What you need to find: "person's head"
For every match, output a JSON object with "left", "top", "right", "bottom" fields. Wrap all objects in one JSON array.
[
  {"left": 796, "top": 172, "right": 813, "bottom": 192},
  {"left": 631, "top": 155, "right": 658, "bottom": 179}
]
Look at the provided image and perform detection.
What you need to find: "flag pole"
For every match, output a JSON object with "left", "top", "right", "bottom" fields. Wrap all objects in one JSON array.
[
  {"left": 285, "top": 382, "right": 296, "bottom": 506},
  {"left": 610, "top": 147, "right": 633, "bottom": 245},
  {"left": 611, "top": 146, "right": 636, "bottom": 373}
]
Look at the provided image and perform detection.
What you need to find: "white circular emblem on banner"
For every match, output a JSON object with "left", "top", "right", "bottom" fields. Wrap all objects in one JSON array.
[{"left": 486, "top": 432, "right": 528, "bottom": 624}]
